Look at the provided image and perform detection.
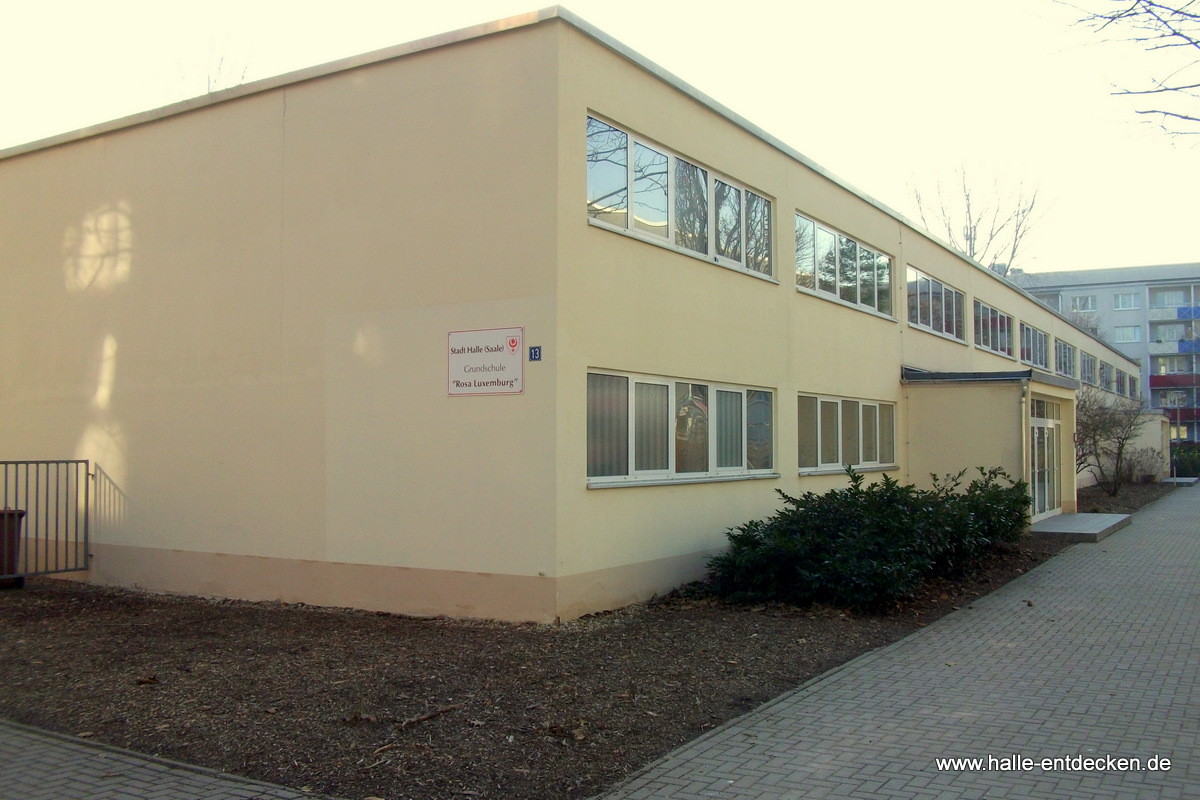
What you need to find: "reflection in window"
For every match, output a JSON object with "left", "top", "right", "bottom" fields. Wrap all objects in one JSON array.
[
  {"left": 930, "top": 278, "right": 945, "bottom": 333},
  {"left": 876, "top": 254, "right": 892, "bottom": 315},
  {"left": 585, "top": 118, "right": 628, "bottom": 227},
  {"left": 747, "top": 390, "right": 773, "bottom": 470},
  {"left": 1020, "top": 323, "right": 1049, "bottom": 369},
  {"left": 838, "top": 235, "right": 858, "bottom": 304},
  {"left": 907, "top": 267, "right": 919, "bottom": 327},
  {"left": 795, "top": 214, "right": 815, "bottom": 290},
  {"left": 633, "top": 143, "right": 668, "bottom": 237},
  {"left": 1055, "top": 340, "right": 1077, "bottom": 378},
  {"left": 918, "top": 274, "right": 931, "bottom": 327},
  {"left": 715, "top": 180, "right": 742, "bottom": 262},
  {"left": 745, "top": 192, "right": 772, "bottom": 275},
  {"left": 589, "top": 372, "right": 772, "bottom": 483},
  {"left": 816, "top": 227, "right": 836, "bottom": 294},
  {"left": 796, "top": 214, "right": 891, "bottom": 317},
  {"left": 908, "top": 266, "right": 964, "bottom": 341},
  {"left": 859, "top": 246, "right": 876, "bottom": 309},
  {"left": 974, "top": 299, "right": 1013, "bottom": 356},
  {"left": 674, "top": 159, "right": 708, "bottom": 254},
  {"left": 675, "top": 383, "right": 709, "bottom": 473},
  {"left": 585, "top": 117, "right": 774, "bottom": 278}
]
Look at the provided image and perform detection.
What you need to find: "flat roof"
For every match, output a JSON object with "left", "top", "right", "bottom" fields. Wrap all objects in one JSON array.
[
  {"left": 901, "top": 366, "right": 1079, "bottom": 391},
  {"left": 1011, "top": 263, "right": 1200, "bottom": 290}
]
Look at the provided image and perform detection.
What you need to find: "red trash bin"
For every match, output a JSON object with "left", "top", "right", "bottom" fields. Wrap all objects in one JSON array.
[{"left": 1, "top": 509, "right": 26, "bottom": 588}]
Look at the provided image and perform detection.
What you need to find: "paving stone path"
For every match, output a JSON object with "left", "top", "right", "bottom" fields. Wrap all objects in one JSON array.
[
  {"left": 0, "top": 718, "right": 337, "bottom": 800},
  {"left": 596, "top": 485, "right": 1200, "bottom": 800},
  {"left": 3, "top": 487, "right": 1197, "bottom": 800}
]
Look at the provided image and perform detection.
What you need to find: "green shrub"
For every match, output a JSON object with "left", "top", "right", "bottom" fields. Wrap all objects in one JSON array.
[
  {"left": 1173, "top": 444, "right": 1200, "bottom": 478},
  {"left": 707, "top": 467, "right": 1029, "bottom": 611}
]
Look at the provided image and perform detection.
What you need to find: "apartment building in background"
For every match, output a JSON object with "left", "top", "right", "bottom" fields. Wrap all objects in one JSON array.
[{"left": 1011, "top": 264, "right": 1200, "bottom": 443}]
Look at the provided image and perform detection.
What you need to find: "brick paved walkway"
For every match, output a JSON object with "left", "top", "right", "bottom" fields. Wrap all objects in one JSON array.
[
  {"left": 2, "top": 488, "right": 1196, "bottom": 800},
  {"left": 597, "top": 485, "right": 1200, "bottom": 800},
  {"left": 0, "top": 719, "right": 338, "bottom": 800}
]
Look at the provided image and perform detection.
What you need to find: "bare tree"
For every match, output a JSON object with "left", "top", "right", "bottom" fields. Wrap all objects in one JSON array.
[
  {"left": 206, "top": 54, "right": 250, "bottom": 95},
  {"left": 1075, "top": 385, "right": 1154, "bottom": 495},
  {"left": 912, "top": 168, "right": 1039, "bottom": 277},
  {"left": 1062, "top": 308, "right": 1104, "bottom": 338},
  {"left": 1077, "top": 0, "right": 1200, "bottom": 132}
]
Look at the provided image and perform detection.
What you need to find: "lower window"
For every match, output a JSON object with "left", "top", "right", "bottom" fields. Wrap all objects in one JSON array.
[
  {"left": 797, "top": 393, "right": 895, "bottom": 471},
  {"left": 588, "top": 371, "right": 774, "bottom": 483}
]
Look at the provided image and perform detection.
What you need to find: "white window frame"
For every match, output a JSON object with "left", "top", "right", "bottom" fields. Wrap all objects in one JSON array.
[
  {"left": 1113, "top": 292, "right": 1140, "bottom": 311},
  {"left": 1150, "top": 288, "right": 1188, "bottom": 309},
  {"left": 1034, "top": 293, "right": 1062, "bottom": 312},
  {"left": 1112, "top": 325, "right": 1142, "bottom": 344},
  {"left": 1099, "top": 361, "right": 1115, "bottom": 392},
  {"left": 1080, "top": 352, "right": 1098, "bottom": 385},
  {"left": 794, "top": 213, "right": 893, "bottom": 317},
  {"left": 587, "top": 370, "right": 776, "bottom": 486},
  {"left": 1151, "top": 322, "right": 1189, "bottom": 343},
  {"left": 906, "top": 265, "right": 966, "bottom": 342},
  {"left": 1054, "top": 340, "right": 1077, "bottom": 378},
  {"left": 1020, "top": 323, "right": 1050, "bottom": 369},
  {"left": 1069, "top": 295, "right": 1097, "bottom": 312},
  {"left": 973, "top": 300, "right": 1015, "bottom": 358},
  {"left": 1155, "top": 355, "right": 1192, "bottom": 375},
  {"left": 798, "top": 393, "right": 896, "bottom": 474},
  {"left": 586, "top": 115, "right": 774, "bottom": 280}
]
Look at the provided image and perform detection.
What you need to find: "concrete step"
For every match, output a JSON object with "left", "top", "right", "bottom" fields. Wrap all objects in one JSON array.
[{"left": 1031, "top": 512, "right": 1131, "bottom": 543}]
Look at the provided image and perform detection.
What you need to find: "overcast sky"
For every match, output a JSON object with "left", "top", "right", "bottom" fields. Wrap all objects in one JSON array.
[{"left": 4, "top": 0, "right": 1196, "bottom": 272}]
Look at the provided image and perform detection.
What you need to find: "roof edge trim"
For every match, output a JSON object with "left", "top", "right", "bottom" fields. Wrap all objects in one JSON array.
[
  {"left": 901, "top": 366, "right": 1080, "bottom": 391},
  {"left": 0, "top": 6, "right": 568, "bottom": 161}
]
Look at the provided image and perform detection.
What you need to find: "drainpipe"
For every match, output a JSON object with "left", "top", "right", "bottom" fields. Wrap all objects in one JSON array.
[{"left": 1020, "top": 378, "right": 1030, "bottom": 496}]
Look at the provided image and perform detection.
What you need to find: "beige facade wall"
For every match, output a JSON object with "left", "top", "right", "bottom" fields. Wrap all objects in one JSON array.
[
  {"left": 2, "top": 25, "right": 566, "bottom": 619},
  {"left": 1, "top": 13, "right": 1148, "bottom": 620},
  {"left": 903, "top": 381, "right": 1026, "bottom": 486}
]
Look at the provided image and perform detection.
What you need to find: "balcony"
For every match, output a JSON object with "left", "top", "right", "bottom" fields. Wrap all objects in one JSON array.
[
  {"left": 1150, "top": 374, "right": 1200, "bottom": 388},
  {"left": 1147, "top": 304, "right": 1200, "bottom": 321},
  {"left": 1147, "top": 338, "right": 1200, "bottom": 356}
]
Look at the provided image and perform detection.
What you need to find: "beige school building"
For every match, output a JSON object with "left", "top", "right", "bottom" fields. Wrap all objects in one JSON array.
[{"left": 0, "top": 8, "right": 1146, "bottom": 622}]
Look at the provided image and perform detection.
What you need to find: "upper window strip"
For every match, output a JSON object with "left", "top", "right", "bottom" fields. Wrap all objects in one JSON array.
[
  {"left": 795, "top": 213, "right": 892, "bottom": 317},
  {"left": 586, "top": 116, "right": 773, "bottom": 278}
]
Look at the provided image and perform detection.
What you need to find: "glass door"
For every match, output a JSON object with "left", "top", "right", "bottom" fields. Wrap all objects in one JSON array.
[{"left": 1030, "top": 400, "right": 1062, "bottom": 522}]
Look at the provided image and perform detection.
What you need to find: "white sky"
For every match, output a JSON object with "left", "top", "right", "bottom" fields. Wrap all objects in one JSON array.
[{"left": 3, "top": 0, "right": 1196, "bottom": 272}]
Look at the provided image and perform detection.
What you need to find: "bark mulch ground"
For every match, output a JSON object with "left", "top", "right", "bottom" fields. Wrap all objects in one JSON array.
[{"left": 0, "top": 485, "right": 1168, "bottom": 800}]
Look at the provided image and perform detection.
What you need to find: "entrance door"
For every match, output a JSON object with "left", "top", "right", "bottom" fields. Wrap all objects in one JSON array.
[{"left": 1030, "top": 399, "right": 1061, "bottom": 522}]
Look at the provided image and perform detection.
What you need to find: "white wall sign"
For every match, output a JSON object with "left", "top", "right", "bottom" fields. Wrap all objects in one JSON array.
[{"left": 448, "top": 327, "right": 524, "bottom": 396}]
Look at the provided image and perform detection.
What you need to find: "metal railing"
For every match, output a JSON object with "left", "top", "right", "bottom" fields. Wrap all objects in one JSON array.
[{"left": 0, "top": 460, "right": 124, "bottom": 581}]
